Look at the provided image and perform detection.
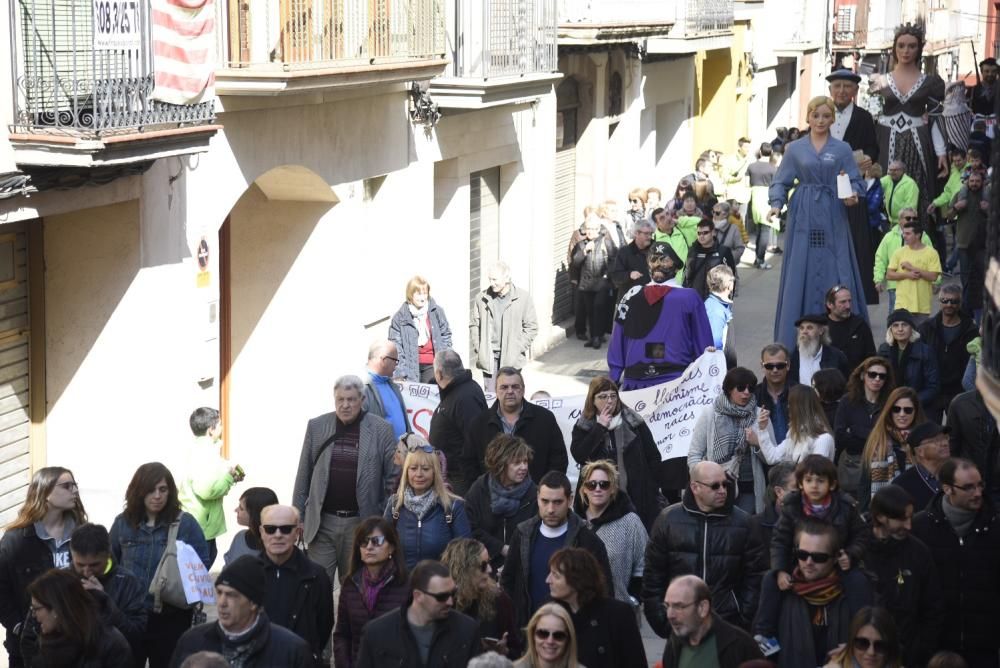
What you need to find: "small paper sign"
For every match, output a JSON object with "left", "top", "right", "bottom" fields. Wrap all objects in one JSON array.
[
  {"left": 837, "top": 172, "right": 853, "bottom": 199},
  {"left": 178, "top": 540, "right": 216, "bottom": 605}
]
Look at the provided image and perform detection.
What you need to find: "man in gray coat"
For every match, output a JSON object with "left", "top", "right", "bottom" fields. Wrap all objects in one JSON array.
[
  {"left": 292, "top": 375, "right": 398, "bottom": 584},
  {"left": 471, "top": 260, "right": 538, "bottom": 391}
]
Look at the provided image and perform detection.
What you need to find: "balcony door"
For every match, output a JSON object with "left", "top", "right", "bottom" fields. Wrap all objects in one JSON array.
[
  {"left": 553, "top": 77, "right": 579, "bottom": 323},
  {"left": 470, "top": 168, "right": 501, "bottom": 315}
]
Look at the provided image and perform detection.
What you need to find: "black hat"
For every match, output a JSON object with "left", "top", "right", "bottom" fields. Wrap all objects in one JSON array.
[
  {"left": 648, "top": 241, "right": 684, "bottom": 270},
  {"left": 886, "top": 309, "right": 915, "bottom": 328},
  {"left": 216, "top": 555, "right": 266, "bottom": 606},
  {"left": 795, "top": 313, "right": 828, "bottom": 327},
  {"left": 826, "top": 69, "right": 862, "bottom": 84},
  {"left": 906, "top": 422, "right": 950, "bottom": 448}
]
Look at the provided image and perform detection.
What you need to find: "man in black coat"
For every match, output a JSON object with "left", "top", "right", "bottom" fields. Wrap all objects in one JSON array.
[
  {"left": 259, "top": 505, "right": 333, "bottom": 666},
  {"left": 683, "top": 219, "right": 737, "bottom": 300},
  {"left": 428, "top": 350, "right": 487, "bottom": 496},
  {"left": 609, "top": 219, "right": 653, "bottom": 296},
  {"left": 865, "top": 486, "right": 943, "bottom": 667},
  {"left": 918, "top": 285, "right": 979, "bottom": 422},
  {"left": 893, "top": 423, "right": 951, "bottom": 512},
  {"left": 825, "top": 286, "right": 876, "bottom": 372},
  {"left": 464, "top": 367, "right": 568, "bottom": 484},
  {"left": 969, "top": 58, "right": 999, "bottom": 116},
  {"left": 642, "top": 462, "right": 767, "bottom": 637},
  {"left": 911, "top": 459, "right": 1000, "bottom": 667},
  {"left": 948, "top": 389, "right": 1000, "bottom": 503},
  {"left": 827, "top": 69, "right": 879, "bottom": 164},
  {"left": 788, "top": 314, "right": 851, "bottom": 385},
  {"left": 356, "top": 560, "right": 479, "bottom": 668}
]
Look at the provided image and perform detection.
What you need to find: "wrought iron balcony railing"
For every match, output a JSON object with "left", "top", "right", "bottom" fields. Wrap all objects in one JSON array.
[
  {"left": 680, "top": 0, "right": 732, "bottom": 36},
  {"left": 557, "top": 0, "right": 677, "bottom": 26},
  {"left": 10, "top": 0, "right": 215, "bottom": 137},
  {"left": 224, "top": 0, "right": 445, "bottom": 70},
  {"left": 448, "top": 0, "right": 556, "bottom": 80}
]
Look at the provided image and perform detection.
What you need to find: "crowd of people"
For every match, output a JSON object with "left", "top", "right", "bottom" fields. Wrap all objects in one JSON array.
[{"left": 1, "top": 19, "right": 999, "bottom": 668}]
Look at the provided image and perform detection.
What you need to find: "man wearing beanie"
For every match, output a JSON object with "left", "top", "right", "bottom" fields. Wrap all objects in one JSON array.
[{"left": 169, "top": 556, "right": 311, "bottom": 667}]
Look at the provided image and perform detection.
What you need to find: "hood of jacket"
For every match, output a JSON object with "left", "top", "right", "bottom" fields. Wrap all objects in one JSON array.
[{"left": 585, "top": 490, "right": 638, "bottom": 529}]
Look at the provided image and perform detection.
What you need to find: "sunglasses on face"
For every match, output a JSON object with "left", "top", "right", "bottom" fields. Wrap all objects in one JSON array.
[
  {"left": 794, "top": 549, "right": 832, "bottom": 564},
  {"left": 534, "top": 629, "right": 568, "bottom": 641},
  {"left": 584, "top": 480, "right": 612, "bottom": 490},
  {"left": 734, "top": 383, "right": 756, "bottom": 393},
  {"left": 866, "top": 371, "right": 888, "bottom": 380},
  {"left": 419, "top": 588, "right": 457, "bottom": 603},
  {"left": 694, "top": 480, "right": 726, "bottom": 491},
  {"left": 763, "top": 363, "right": 788, "bottom": 371},
  {"left": 361, "top": 535, "right": 388, "bottom": 548},
  {"left": 262, "top": 524, "right": 297, "bottom": 535},
  {"left": 852, "top": 637, "right": 886, "bottom": 654},
  {"left": 891, "top": 405, "right": 915, "bottom": 415},
  {"left": 940, "top": 298, "right": 960, "bottom": 305},
  {"left": 901, "top": 216, "right": 918, "bottom": 221}
]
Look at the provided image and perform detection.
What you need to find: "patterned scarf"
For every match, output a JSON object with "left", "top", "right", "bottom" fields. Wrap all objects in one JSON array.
[
  {"left": 801, "top": 493, "right": 832, "bottom": 519},
  {"left": 361, "top": 562, "right": 396, "bottom": 613},
  {"left": 709, "top": 392, "right": 757, "bottom": 466},
  {"left": 488, "top": 475, "right": 533, "bottom": 517},
  {"left": 403, "top": 488, "right": 439, "bottom": 519},
  {"left": 791, "top": 569, "right": 843, "bottom": 626}
]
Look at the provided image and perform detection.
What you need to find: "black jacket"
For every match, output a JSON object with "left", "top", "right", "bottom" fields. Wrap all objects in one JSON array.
[
  {"left": 642, "top": 489, "right": 766, "bottom": 637},
  {"left": 499, "top": 513, "right": 613, "bottom": 631},
  {"left": 22, "top": 623, "right": 133, "bottom": 668},
  {"left": 571, "top": 233, "right": 616, "bottom": 292},
  {"left": 564, "top": 597, "right": 647, "bottom": 668},
  {"left": 465, "top": 400, "right": 568, "bottom": 486},
  {"left": 610, "top": 241, "right": 650, "bottom": 295},
  {"left": 788, "top": 345, "right": 851, "bottom": 385},
  {"left": 834, "top": 396, "right": 883, "bottom": 458},
  {"left": 570, "top": 406, "right": 664, "bottom": 530},
  {"left": 911, "top": 492, "right": 1000, "bottom": 654},
  {"left": 877, "top": 341, "right": 940, "bottom": 409},
  {"left": 662, "top": 613, "right": 764, "bottom": 668},
  {"left": 0, "top": 525, "right": 55, "bottom": 662},
  {"left": 355, "top": 600, "right": 480, "bottom": 668},
  {"left": 771, "top": 490, "right": 869, "bottom": 573},
  {"left": 684, "top": 241, "right": 737, "bottom": 300},
  {"left": 841, "top": 105, "right": 880, "bottom": 164},
  {"left": 464, "top": 473, "right": 537, "bottom": 568},
  {"left": 747, "top": 502, "right": 780, "bottom": 569},
  {"left": 864, "top": 533, "right": 943, "bottom": 667},
  {"left": 169, "top": 612, "right": 312, "bottom": 668},
  {"left": 918, "top": 313, "right": 979, "bottom": 397},
  {"left": 260, "top": 547, "right": 333, "bottom": 665},
  {"left": 428, "top": 369, "right": 487, "bottom": 496},
  {"left": 827, "top": 315, "right": 877, "bottom": 372},
  {"left": 948, "top": 390, "right": 1000, "bottom": 489},
  {"left": 892, "top": 466, "right": 938, "bottom": 512}
]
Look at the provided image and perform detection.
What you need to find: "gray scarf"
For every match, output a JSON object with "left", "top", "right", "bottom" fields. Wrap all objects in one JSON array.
[
  {"left": 488, "top": 475, "right": 532, "bottom": 516},
  {"left": 709, "top": 392, "right": 757, "bottom": 466},
  {"left": 403, "top": 488, "right": 439, "bottom": 519},
  {"left": 942, "top": 496, "right": 978, "bottom": 537}
]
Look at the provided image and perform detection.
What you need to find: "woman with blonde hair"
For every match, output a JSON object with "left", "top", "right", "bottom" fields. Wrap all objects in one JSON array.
[
  {"left": 388, "top": 274, "right": 453, "bottom": 384},
  {"left": 755, "top": 384, "right": 835, "bottom": 464},
  {"left": 515, "top": 603, "right": 582, "bottom": 668},
  {"left": 0, "top": 467, "right": 87, "bottom": 668},
  {"left": 385, "top": 446, "right": 471, "bottom": 569},
  {"left": 856, "top": 386, "right": 926, "bottom": 511},
  {"left": 767, "top": 94, "right": 870, "bottom": 349},
  {"left": 441, "top": 538, "right": 520, "bottom": 658}
]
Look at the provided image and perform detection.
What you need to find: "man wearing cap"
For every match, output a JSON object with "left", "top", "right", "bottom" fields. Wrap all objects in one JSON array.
[
  {"left": 894, "top": 423, "right": 951, "bottom": 511},
  {"left": 828, "top": 69, "right": 879, "bottom": 165},
  {"left": 788, "top": 314, "right": 850, "bottom": 386},
  {"left": 608, "top": 239, "right": 714, "bottom": 391},
  {"left": 169, "top": 556, "right": 311, "bottom": 667}
]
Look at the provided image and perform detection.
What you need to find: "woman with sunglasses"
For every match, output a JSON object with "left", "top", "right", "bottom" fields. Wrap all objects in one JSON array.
[
  {"left": 223, "top": 486, "right": 278, "bottom": 565},
  {"left": 857, "top": 387, "right": 927, "bottom": 512},
  {"left": 824, "top": 606, "right": 901, "bottom": 668},
  {"left": 570, "top": 376, "right": 664, "bottom": 529},
  {"left": 690, "top": 367, "right": 768, "bottom": 513},
  {"left": 515, "top": 603, "right": 581, "bottom": 668},
  {"left": 333, "top": 517, "right": 408, "bottom": 668},
  {"left": 834, "top": 357, "right": 896, "bottom": 496},
  {"left": 544, "top": 547, "right": 646, "bottom": 668},
  {"left": 755, "top": 384, "right": 835, "bottom": 465},
  {"left": 877, "top": 309, "right": 939, "bottom": 410},
  {"left": 22, "top": 568, "right": 132, "bottom": 667},
  {"left": 441, "top": 538, "right": 520, "bottom": 658},
  {"left": 0, "top": 467, "right": 87, "bottom": 668},
  {"left": 573, "top": 461, "right": 647, "bottom": 611},
  {"left": 109, "top": 462, "right": 209, "bottom": 668},
  {"left": 386, "top": 447, "right": 470, "bottom": 570}
]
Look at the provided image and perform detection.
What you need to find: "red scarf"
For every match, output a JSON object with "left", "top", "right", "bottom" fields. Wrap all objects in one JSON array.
[{"left": 791, "top": 569, "right": 843, "bottom": 625}]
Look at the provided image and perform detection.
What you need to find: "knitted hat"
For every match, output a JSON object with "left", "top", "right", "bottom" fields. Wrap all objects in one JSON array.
[
  {"left": 216, "top": 555, "right": 266, "bottom": 605},
  {"left": 886, "top": 309, "right": 915, "bottom": 329}
]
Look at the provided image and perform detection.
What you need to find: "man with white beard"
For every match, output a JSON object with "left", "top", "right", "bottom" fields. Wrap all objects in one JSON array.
[{"left": 787, "top": 314, "right": 850, "bottom": 386}]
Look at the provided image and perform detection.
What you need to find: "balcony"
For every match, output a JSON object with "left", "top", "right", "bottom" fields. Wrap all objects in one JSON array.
[
  {"left": 771, "top": 0, "right": 826, "bottom": 53},
  {"left": 430, "top": 0, "right": 560, "bottom": 109},
  {"left": 9, "top": 0, "right": 220, "bottom": 168},
  {"left": 215, "top": 0, "right": 448, "bottom": 95},
  {"left": 557, "top": 0, "right": 677, "bottom": 45},
  {"left": 645, "top": 0, "right": 734, "bottom": 55}
]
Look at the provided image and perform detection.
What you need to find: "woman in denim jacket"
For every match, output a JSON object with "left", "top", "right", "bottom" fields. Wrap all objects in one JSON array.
[{"left": 109, "top": 462, "right": 208, "bottom": 668}]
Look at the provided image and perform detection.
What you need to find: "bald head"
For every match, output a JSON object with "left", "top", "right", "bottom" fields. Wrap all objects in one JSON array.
[
  {"left": 260, "top": 505, "right": 301, "bottom": 564},
  {"left": 692, "top": 461, "right": 724, "bottom": 480},
  {"left": 260, "top": 504, "right": 299, "bottom": 525},
  {"left": 690, "top": 461, "right": 728, "bottom": 512},
  {"left": 667, "top": 575, "right": 711, "bottom": 603},
  {"left": 368, "top": 339, "right": 399, "bottom": 377}
]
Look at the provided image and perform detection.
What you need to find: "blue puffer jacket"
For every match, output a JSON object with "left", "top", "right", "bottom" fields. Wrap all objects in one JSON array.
[
  {"left": 384, "top": 496, "right": 471, "bottom": 570},
  {"left": 877, "top": 340, "right": 940, "bottom": 408},
  {"left": 109, "top": 511, "right": 209, "bottom": 610}
]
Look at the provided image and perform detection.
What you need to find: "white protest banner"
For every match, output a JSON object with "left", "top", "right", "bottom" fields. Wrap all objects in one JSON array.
[
  {"left": 178, "top": 540, "right": 216, "bottom": 605},
  {"left": 397, "top": 350, "right": 723, "bottom": 464}
]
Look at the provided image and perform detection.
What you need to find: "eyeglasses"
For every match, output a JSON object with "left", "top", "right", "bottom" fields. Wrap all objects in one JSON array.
[
  {"left": 382, "top": 355, "right": 399, "bottom": 363},
  {"left": 55, "top": 481, "right": 79, "bottom": 491},
  {"left": 794, "top": 549, "right": 832, "bottom": 563},
  {"left": 30, "top": 604, "right": 48, "bottom": 615},
  {"left": 939, "top": 298, "right": 960, "bottom": 305},
  {"left": 662, "top": 600, "right": 697, "bottom": 612},
  {"left": 734, "top": 383, "right": 756, "bottom": 393},
  {"left": 891, "top": 405, "right": 915, "bottom": 415},
  {"left": 361, "top": 535, "right": 388, "bottom": 548},
  {"left": 419, "top": 588, "right": 457, "bottom": 603},
  {"left": 763, "top": 363, "right": 788, "bottom": 371},
  {"left": 534, "top": 629, "right": 568, "bottom": 641},
  {"left": 584, "top": 480, "right": 612, "bottom": 490},
  {"left": 693, "top": 480, "right": 726, "bottom": 491},
  {"left": 479, "top": 560, "right": 491, "bottom": 573},
  {"left": 949, "top": 481, "right": 986, "bottom": 492},
  {"left": 594, "top": 392, "right": 618, "bottom": 401},
  {"left": 866, "top": 371, "right": 888, "bottom": 380},
  {"left": 852, "top": 636, "right": 887, "bottom": 654},
  {"left": 401, "top": 434, "right": 435, "bottom": 454},
  {"left": 262, "top": 524, "right": 297, "bottom": 535}
]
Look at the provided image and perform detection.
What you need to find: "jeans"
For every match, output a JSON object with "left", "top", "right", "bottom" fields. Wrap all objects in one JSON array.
[
  {"left": 887, "top": 288, "right": 896, "bottom": 312},
  {"left": 755, "top": 224, "right": 771, "bottom": 263},
  {"left": 308, "top": 512, "right": 361, "bottom": 584}
]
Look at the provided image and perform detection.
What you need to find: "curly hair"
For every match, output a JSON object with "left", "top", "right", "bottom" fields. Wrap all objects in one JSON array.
[
  {"left": 483, "top": 434, "right": 534, "bottom": 480},
  {"left": 844, "top": 356, "right": 895, "bottom": 405},
  {"left": 440, "top": 538, "right": 496, "bottom": 620},
  {"left": 548, "top": 547, "right": 607, "bottom": 608},
  {"left": 6, "top": 467, "right": 87, "bottom": 531}
]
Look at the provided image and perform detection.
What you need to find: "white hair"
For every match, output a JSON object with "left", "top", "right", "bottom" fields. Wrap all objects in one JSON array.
[
  {"left": 487, "top": 260, "right": 511, "bottom": 281},
  {"left": 334, "top": 374, "right": 364, "bottom": 395}
]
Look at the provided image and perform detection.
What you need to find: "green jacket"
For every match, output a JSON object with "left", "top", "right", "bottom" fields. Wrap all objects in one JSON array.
[
  {"left": 178, "top": 435, "right": 235, "bottom": 540},
  {"left": 932, "top": 165, "right": 963, "bottom": 209},
  {"left": 675, "top": 215, "right": 701, "bottom": 246},
  {"left": 880, "top": 174, "right": 919, "bottom": 226},
  {"left": 874, "top": 225, "right": 933, "bottom": 289},
  {"left": 653, "top": 227, "right": 691, "bottom": 283}
]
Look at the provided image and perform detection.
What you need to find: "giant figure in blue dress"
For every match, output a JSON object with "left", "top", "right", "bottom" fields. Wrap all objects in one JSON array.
[{"left": 769, "top": 95, "right": 870, "bottom": 349}]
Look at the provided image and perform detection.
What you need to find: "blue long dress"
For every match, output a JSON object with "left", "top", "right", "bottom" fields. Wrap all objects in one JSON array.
[{"left": 769, "top": 135, "right": 870, "bottom": 348}]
